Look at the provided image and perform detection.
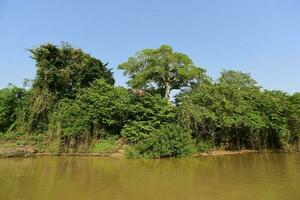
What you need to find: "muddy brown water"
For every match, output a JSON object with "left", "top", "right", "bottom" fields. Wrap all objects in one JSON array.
[{"left": 0, "top": 153, "right": 299, "bottom": 200}]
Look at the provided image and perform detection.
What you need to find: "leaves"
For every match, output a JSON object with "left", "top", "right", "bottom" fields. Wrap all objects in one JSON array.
[
  {"left": 127, "top": 124, "right": 196, "bottom": 158},
  {"left": 178, "top": 70, "right": 300, "bottom": 150},
  {"left": 0, "top": 85, "right": 27, "bottom": 132},
  {"left": 22, "top": 43, "right": 115, "bottom": 132},
  {"left": 118, "top": 45, "right": 207, "bottom": 99}
]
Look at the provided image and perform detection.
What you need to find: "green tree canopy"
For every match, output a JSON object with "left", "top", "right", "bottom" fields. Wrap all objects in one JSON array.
[
  {"left": 30, "top": 42, "right": 114, "bottom": 98},
  {"left": 23, "top": 42, "right": 115, "bottom": 132},
  {"left": 218, "top": 70, "right": 259, "bottom": 90},
  {"left": 118, "top": 45, "right": 207, "bottom": 100}
]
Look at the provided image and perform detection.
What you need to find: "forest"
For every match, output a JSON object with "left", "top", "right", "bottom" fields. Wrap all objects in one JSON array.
[{"left": 0, "top": 43, "right": 299, "bottom": 158}]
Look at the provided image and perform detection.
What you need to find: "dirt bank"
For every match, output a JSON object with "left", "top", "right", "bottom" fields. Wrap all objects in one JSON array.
[
  {"left": 0, "top": 146, "right": 125, "bottom": 158},
  {"left": 198, "top": 150, "right": 258, "bottom": 156},
  {"left": 1, "top": 146, "right": 295, "bottom": 159}
]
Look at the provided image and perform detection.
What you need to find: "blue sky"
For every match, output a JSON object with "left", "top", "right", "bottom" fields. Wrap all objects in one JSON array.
[{"left": 0, "top": 0, "right": 300, "bottom": 93}]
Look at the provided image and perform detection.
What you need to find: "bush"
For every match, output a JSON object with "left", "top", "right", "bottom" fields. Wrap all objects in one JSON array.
[
  {"left": 121, "top": 94, "right": 176, "bottom": 143},
  {"left": 124, "top": 145, "right": 143, "bottom": 159},
  {"left": 48, "top": 99, "right": 90, "bottom": 148},
  {"left": 0, "top": 85, "right": 27, "bottom": 132},
  {"left": 121, "top": 121, "right": 156, "bottom": 143},
  {"left": 91, "top": 136, "right": 119, "bottom": 153},
  {"left": 78, "top": 79, "right": 131, "bottom": 135},
  {"left": 196, "top": 140, "right": 213, "bottom": 153},
  {"left": 128, "top": 124, "right": 196, "bottom": 158}
]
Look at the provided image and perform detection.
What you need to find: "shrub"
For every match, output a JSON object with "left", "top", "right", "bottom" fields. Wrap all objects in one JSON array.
[
  {"left": 121, "top": 94, "right": 176, "bottom": 143},
  {"left": 78, "top": 79, "right": 131, "bottom": 135},
  {"left": 121, "top": 121, "right": 156, "bottom": 143},
  {"left": 124, "top": 145, "right": 143, "bottom": 159},
  {"left": 128, "top": 124, "right": 196, "bottom": 158},
  {"left": 91, "top": 136, "right": 119, "bottom": 153},
  {"left": 196, "top": 140, "right": 213, "bottom": 153},
  {"left": 0, "top": 85, "right": 27, "bottom": 132},
  {"left": 48, "top": 99, "right": 90, "bottom": 148}
]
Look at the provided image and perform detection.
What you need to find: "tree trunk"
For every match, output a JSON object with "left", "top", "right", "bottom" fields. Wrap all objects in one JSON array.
[{"left": 164, "top": 83, "right": 171, "bottom": 100}]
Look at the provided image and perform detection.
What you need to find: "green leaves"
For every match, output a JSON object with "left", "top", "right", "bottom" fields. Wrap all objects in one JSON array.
[
  {"left": 1, "top": 43, "right": 300, "bottom": 155},
  {"left": 118, "top": 45, "right": 207, "bottom": 99},
  {"left": 178, "top": 70, "right": 300, "bottom": 150},
  {"left": 30, "top": 43, "right": 114, "bottom": 98},
  {"left": 49, "top": 99, "right": 90, "bottom": 142},
  {"left": 78, "top": 79, "right": 131, "bottom": 134},
  {"left": 23, "top": 43, "right": 115, "bottom": 133},
  {"left": 121, "top": 93, "right": 176, "bottom": 143},
  {"left": 0, "top": 85, "right": 27, "bottom": 132},
  {"left": 126, "top": 124, "right": 196, "bottom": 158}
]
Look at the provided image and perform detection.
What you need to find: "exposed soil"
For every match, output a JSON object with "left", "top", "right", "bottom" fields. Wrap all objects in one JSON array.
[{"left": 198, "top": 150, "right": 258, "bottom": 156}]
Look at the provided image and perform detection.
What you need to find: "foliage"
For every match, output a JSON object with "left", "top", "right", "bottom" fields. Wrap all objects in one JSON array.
[
  {"left": 91, "top": 136, "right": 119, "bottom": 153},
  {"left": 0, "top": 85, "right": 27, "bottom": 132},
  {"left": 1, "top": 43, "right": 300, "bottom": 156},
  {"left": 178, "top": 70, "right": 300, "bottom": 151},
  {"left": 48, "top": 99, "right": 90, "bottom": 148},
  {"left": 22, "top": 43, "right": 114, "bottom": 132},
  {"left": 121, "top": 93, "right": 176, "bottom": 143},
  {"left": 196, "top": 141, "right": 213, "bottom": 153},
  {"left": 30, "top": 43, "right": 114, "bottom": 98},
  {"left": 128, "top": 124, "right": 196, "bottom": 158},
  {"left": 118, "top": 45, "right": 207, "bottom": 99},
  {"left": 288, "top": 93, "right": 300, "bottom": 143},
  {"left": 78, "top": 79, "right": 131, "bottom": 135},
  {"left": 124, "top": 145, "right": 144, "bottom": 159},
  {"left": 48, "top": 79, "right": 131, "bottom": 148}
]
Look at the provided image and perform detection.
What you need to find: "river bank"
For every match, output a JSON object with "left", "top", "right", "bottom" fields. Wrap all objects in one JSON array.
[
  {"left": 1, "top": 145, "right": 294, "bottom": 158},
  {"left": 1, "top": 133, "right": 298, "bottom": 159}
]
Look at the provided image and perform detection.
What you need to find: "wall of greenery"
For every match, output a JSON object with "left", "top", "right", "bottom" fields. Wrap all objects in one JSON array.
[{"left": 0, "top": 43, "right": 299, "bottom": 157}]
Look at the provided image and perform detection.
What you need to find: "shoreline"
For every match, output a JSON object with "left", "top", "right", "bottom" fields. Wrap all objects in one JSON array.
[
  {"left": 198, "top": 150, "right": 259, "bottom": 156},
  {"left": 0, "top": 146, "right": 297, "bottom": 158}
]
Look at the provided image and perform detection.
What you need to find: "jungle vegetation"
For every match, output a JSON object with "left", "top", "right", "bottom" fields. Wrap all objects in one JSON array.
[{"left": 0, "top": 43, "right": 299, "bottom": 158}]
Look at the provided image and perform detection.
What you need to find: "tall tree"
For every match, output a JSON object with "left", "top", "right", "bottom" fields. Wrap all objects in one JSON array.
[
  {"left": 30, "top": 42, "right": 114, "bottom": 98},
  {"left": 118, "top": 45, "right": 207, "bottom": 100},
  {"left": 24, "top": 42, "right": 115, "bottom": 132}
]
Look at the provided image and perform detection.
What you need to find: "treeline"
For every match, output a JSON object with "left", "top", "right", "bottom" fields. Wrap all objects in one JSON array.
[{"left": 0, "top": 43, "right": 299, "bottom": 158}]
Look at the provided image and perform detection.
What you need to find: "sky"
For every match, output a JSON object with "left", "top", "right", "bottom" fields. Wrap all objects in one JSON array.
[{"left": 0, "top": 0, "right": 300, "bottom": 93}]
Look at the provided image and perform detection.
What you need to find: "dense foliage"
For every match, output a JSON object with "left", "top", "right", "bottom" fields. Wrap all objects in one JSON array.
[
  {"left": 177, "top": 70, "right": 300, "bottom": 151},
  {"left": 126, "top": 124, "right": 196, "bottom": 158},
  {"left": 118, "top": 45, "right": 207, "bottom": 99},
  {"left": 1, "top": 43, "right": 299, "bottom": 157},
  {"left": 21, "top": 43, "right": 114, "bottom": 132},
  {"left": 121, "top": 93, "right": 176, "bottom": 143},
  {"left": 0, "top": 85, "right": 27, "bottom": 132}
]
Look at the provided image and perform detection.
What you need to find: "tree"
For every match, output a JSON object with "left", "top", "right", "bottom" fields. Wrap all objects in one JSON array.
[
  {"left": 218, "top": 70, "right": 259, "bottom": 90},
  {"left": 30, "top": 42, "right": 114, "bottom": 98},
  {"left": 288, "top": 93, "right": 300, "bottom": 147},
  {"left": 118, "top": 45, "right": 207, "bottom": 100},
  {"left": 48, "top": 79, "right": 131, "bottom": 148},
  {"left": 177, "top": 70, "right": 266, "bottom": 150},
  {"left": 23, "top": 42, "right": 115, "bottom": 132}
]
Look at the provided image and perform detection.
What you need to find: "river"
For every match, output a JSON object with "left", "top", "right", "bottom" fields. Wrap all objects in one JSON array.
[{"left": 0, "top": 153, "right": 299, "bottom": 200}]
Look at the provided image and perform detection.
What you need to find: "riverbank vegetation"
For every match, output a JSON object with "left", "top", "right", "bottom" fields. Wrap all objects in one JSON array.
[{"left": 1, "top": 43, "right": 300, "bottom": 158}]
